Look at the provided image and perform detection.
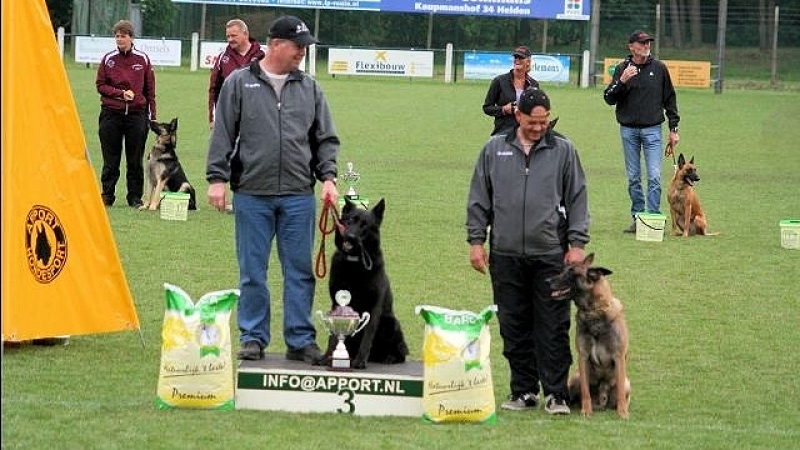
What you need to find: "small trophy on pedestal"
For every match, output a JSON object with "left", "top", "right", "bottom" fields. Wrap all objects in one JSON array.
[
  {"left": 316, "top": 290, "right": 370, "bottom": 371},
  {"left": 339, "top": 162, "right": 369, "bottom": 208}
]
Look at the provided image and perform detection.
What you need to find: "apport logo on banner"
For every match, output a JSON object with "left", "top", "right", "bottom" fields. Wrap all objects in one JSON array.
[{"left": 25, "top": 205, "right": 67, "bottom": 284}]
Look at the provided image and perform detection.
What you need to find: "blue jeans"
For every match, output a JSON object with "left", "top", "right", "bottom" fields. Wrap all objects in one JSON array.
[
  {"left": 620, "top": 125, "right": 663, "bottom": 216},
  {"left": 233, "top": 192, "right": 317, "bottom": 351}
]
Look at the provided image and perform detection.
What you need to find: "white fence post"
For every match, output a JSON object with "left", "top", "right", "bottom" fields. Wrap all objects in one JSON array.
[
  {"left": 308, "top": 45, "right": 317, "bottom": 77},
  {"left": 444, "top": 43, "right": 453, "bottom": 83},
  {"left": 191, "top": 32, "right": 199, "bottom": 71},
  {"left": 57, "top": 27, "right": 65, "bottom": 60},
  {"left": 580, "top": 49, "right": 590, "bottom": 88}
]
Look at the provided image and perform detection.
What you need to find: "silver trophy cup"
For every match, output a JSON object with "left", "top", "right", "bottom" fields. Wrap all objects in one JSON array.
[
  {"left": 316, "top": 290, "right": 370, "bottom": 370},
  {"left": 341, "top": 162, "right": 361, "bottom": 199}
]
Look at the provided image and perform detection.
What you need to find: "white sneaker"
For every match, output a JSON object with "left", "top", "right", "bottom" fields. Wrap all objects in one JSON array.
[
  {"left": 544, "top": 394, "right": 571, "bottom": 415},
  {"left": 500, "top": 392, "right": 539, "bottom": 411}
]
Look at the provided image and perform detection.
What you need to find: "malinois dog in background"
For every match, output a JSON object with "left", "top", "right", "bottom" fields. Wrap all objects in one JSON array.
[
  {"left": 143, "top": 118, "right": 197, "bottom": 211},
  {"left": 668, "top": 153, "right": 715, "bottom": 236},
  {"left": 548, "top": 253, "right": 631, "bottom": 419}
]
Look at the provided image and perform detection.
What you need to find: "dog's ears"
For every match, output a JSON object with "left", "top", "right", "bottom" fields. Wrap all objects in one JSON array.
[
  {"left": 677, "top": 153, "right": 686, "bottom": 168},
  {"left": 588, "top": 267, "right": 613, "bottom": 281},
  {"left": 169, "top": 117, "right": 178, "bottom": 132},
  {"left": 149, "top": 120, "right": 160, "bottom": 134},
  {"left": 371, "top": 198, "right": 385, "bottom": 225},
  {"left": 689, "top": 155, "right": 694, "bottom": 164},
  {"left": 583, "top": 252, "right": 595, "bottom": 266},
  {"left": 342, "top": 197, "right": 356, "bottom": 214}
]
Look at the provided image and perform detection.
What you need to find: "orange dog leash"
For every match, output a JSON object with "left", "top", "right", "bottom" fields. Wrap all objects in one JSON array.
[{"left": 315, "top": 198, "right": 343, "bottom": 279}]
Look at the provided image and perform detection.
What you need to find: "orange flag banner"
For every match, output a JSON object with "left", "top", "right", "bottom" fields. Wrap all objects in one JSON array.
[{"left": 1, "top": 0, "right": 140, "bottom": 341}]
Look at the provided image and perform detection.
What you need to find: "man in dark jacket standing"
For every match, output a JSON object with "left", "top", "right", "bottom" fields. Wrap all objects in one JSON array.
[
  {"left": 207, "top": 19, "right": 265, "bottom": 130},
  {"left": 96, "top": 19, "right": 156, "bottom": 208},
  {"left": 604, "top": 30, "right": 680, "bottom": 233},
  {"left": 467, "top": 87, "right": 589, "bottom": 415},
  {"left": 206, "top": 16, "right": 339, "bottom": 363}
]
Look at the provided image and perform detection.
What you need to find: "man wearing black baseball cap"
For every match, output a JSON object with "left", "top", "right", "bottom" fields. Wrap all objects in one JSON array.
[
  {"left": 468, "top": 87, "right": 589, "bottom": 416},
  {"left": 268, "top": 15, "right": 317, "bottom": 47},
  {"left": 207, "top": 14, "right": 340, "bottom": 364},
  {"left": 603, "top": 29, "right": 680, "bottom": 233},
  {"left": 629, "top": 30, "right": 655, "bottom": 44}
]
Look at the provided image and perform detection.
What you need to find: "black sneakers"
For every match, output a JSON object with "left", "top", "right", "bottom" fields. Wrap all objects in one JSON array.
[
  {"left": 544, "top": 394, "right": 571, "bottom": 415},
  {"left": 500, "top": 392, "right": 540, "bottom": 411},
  {"left": 286, "top": 342, "right": 324, "bottom": 364},
  {"left": 237, "top": 340, "right": 264, "bottom": 360}
]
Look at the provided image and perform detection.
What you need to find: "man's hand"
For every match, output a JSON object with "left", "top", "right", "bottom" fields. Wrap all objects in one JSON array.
[
  {"left": 321, "top": 179, "right": 338, "bottom": 206},
  {"left": 564, "top": 247, "right": 585, "bottom": 266},
  {"left": 470, "top": 244, "right": 488, "bottom": 274},
  {"left": 668, "top": 129, "right": 680, "bottom": 147},
  {"left": 207, "top": 182, "right": 227, "bottom": 213}
]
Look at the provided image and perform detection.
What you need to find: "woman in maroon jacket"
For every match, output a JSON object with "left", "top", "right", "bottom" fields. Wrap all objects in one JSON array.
[
  {"left": 207, "top": 19, "right": 265, "bottom": 130},
  {"left": 95, "top": 19, "right": 156, "bottom": 208}
]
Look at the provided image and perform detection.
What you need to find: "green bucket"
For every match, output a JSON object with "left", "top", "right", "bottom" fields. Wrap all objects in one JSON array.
[
  {"left": 779, "top": 219, "right": 800, "bottom": 249},
  {"left": 635, "top": 213, "right": 666, "bottom": 242}
]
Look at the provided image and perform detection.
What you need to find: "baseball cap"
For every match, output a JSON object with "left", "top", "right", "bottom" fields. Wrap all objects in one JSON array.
[
  {"left": 513, "top": 45, "right": 532, "bottom": 59},
  {"left": 629, "top": 30, "right": 655, "bottom": 43},
  {"left": 268, "top": 15, "right": 317, "bottom": 46},
  {"left": 517, "top": 87, "right": 551, "bottom": 114}
]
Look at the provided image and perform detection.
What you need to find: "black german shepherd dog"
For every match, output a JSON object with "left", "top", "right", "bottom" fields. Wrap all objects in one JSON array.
[
  {"left": 318, "top": 198, "right": 409, "bottom": 369},
  {"left": 143, "top": 118, "right": 197, "bottom": 211}
]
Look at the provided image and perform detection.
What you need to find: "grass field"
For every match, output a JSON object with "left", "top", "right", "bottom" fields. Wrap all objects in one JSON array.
[{"left": 2, "top": 63, "right": 800, "bottom": 449}]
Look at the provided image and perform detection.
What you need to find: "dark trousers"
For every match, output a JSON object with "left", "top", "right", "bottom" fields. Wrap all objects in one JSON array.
[
  {"left": 489, "top": 253, "right": 572, "bottom": 398},
  {"left": 98, "top": 109, "right": 148, "bottom": 206}
]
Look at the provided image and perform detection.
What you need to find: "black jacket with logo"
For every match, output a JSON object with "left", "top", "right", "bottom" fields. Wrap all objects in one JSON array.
[{"left": 603, "top": 55, "right": 679, "bottom": 131}]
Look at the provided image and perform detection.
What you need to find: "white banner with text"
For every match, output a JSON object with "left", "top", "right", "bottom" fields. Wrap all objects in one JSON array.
[
  {"left": 74, "top": 36, "right": 182, "bottom": 66},
  {"left": 328, "top": 48, "right": 434, "bottom": 77}
]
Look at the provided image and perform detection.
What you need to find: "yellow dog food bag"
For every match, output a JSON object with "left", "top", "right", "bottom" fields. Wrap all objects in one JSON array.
[
  {"left": 416, "top": 304, "right": 498, "bottom": 424},
  {"left": 156, "top": 283, "right": 239, "bottom": 410}
]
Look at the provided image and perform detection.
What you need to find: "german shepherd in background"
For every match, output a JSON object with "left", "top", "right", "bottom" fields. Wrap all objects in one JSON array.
[
  {"left": 142, "top": 118, "right": 197, "bottom": 211},
  {"left": 318, "top": 198, "right": 409, "bottom": 370},
  {"left": 548, "top": 253, "right": 631, "bottom": 419},
  {"left": 668, "top": 153, "right": 714, "bottom": 236}
]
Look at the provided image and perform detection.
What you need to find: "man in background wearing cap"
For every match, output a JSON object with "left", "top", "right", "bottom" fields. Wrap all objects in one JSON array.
[
  {"left": 482, "top": 45, "right": 540, "bottom": 136},
  {"left": 206, "top": 15, "right": 340, "bottom": 363},
  {"left": 467, "top": 87, "right": 590, "bottom": 415},
  {"left": 604, "top": 30, "right": 680, "bottom": 233}
]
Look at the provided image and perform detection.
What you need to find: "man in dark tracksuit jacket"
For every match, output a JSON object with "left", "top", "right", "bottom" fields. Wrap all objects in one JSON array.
[
  {"left": 604, "top": 30, "right": 679, "bottom": 232},
  {"left": 467, "top": 87, "right": 590, "bottom": 415},
  {"left": 207, "top": 19, "right": 265, "bottom": 128},
  {"left": 95, "top": 20, "right": 156, "bottom": 208},
  {"left": 206, "top": 15, "right": 340, "bottom": 363}
]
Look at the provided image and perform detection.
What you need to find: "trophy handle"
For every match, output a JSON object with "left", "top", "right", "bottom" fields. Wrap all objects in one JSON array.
[{"left": 352, "top": 312, "right": 370, "bottom": 335}]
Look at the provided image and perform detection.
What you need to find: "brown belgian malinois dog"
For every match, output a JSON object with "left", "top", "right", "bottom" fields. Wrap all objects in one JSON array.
[
  {"left": 548, "top": 253, "right": 630, "bottom": 419},
  {"left": 667, "top": 153, "right": 715, "bottom": 236}
]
